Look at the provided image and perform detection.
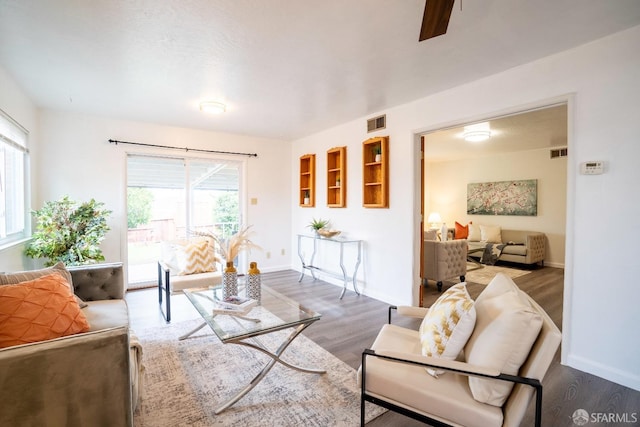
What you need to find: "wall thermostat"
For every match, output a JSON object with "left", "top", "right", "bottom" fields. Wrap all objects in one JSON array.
[{"left": 580, "top": 161, "right": 604, "bottom": 175}]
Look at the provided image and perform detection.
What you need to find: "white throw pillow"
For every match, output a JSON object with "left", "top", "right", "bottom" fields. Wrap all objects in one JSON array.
[
  {"left": 480, "top": 225, "right": 502, "bottom": 243},
  {"left": 465, "top": 273, "right": 543, "bottom": 406},
  {"left": 419, "top": 283, "right": 476, "bottom": 377},
  {"left": 468, "top": 223, "right": 481, "bottom": 241}
]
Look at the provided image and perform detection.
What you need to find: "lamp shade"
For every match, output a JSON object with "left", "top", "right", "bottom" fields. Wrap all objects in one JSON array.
[{"left": 427, "top": 212, "right": 442, "bottom": 226}]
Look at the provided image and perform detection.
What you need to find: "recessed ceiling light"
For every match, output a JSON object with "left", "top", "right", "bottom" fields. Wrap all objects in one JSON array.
[
  {"left": 199, "top": 101, "right": 226, "bottom": 114},
  {"left": 463, "top": 122, "right": 491, "bottom": 142}
]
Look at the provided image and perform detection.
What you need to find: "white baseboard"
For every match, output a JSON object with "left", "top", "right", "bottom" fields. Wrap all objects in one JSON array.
[{"left": 567, "top": 353, "right": 640, "bottom": 392}]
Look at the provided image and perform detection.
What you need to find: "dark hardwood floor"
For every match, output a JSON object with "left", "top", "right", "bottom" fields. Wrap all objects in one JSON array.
[{"left": 126, "top": 266, "right": 640, "bottom": 426}]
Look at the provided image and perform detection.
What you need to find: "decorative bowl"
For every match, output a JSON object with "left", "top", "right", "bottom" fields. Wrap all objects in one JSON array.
[{"left": 317, "top": 229, "right": 341, "bottom": 238}]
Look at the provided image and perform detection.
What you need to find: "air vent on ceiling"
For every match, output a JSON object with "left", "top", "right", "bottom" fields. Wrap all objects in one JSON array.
[
  {"left": 367, "top": 114, "right": 386, "bottom": 133},
  {"left": 550, "top": 147, "right": 568, "bottom": 159}
]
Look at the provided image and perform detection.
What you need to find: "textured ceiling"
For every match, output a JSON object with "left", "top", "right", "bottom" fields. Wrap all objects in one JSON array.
[
  {"left": 423, "top": 104, "right": 568, "bottom": 162},
  {"left": 1, "top": 1, "right": 639, "bottom": 140}
]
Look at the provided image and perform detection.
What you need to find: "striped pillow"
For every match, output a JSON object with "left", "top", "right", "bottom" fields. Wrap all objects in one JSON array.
[{"left": 175, "top": 239, "right": 216, "bottom": 275}]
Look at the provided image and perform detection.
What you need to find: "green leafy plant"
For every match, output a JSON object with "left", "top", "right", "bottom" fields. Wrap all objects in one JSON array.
[
  {"left": 307, "top": 218, "right": 330, "bottom": 232},
  {"left": 127, "top": 187, "right": 153, "bottom": 229},
  {"left": 25, "top": 196, "right": 112, "bottom": 266}
]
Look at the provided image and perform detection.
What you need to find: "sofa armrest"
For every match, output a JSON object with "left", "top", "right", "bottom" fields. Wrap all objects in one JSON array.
[
  {"left": 370, "top": 348, "right": 500, "bottom": 377},
  {"left": 395, "top": 306, "right": 430, "bottom": 319},
  {"left": 0, "top": 327, "right": 133, "bottom": 427},
  {"left": 68, "top": 262, "right": 125, "bottom": 301},
  {"left": 525, "top": 233, "right": 546, "bottom": 264}
]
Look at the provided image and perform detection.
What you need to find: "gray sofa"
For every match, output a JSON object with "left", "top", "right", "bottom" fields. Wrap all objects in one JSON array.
[
  {"left": 467, "top": 229, "right": 546, "bottom": 266},
  {"left": 0, "top": 262, "right": 142, "bottom": 427}
]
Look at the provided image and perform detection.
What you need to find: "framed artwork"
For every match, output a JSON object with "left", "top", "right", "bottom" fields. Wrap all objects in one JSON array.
[{"left": 467, "top": 179, "right": 537, "bottom": 216}]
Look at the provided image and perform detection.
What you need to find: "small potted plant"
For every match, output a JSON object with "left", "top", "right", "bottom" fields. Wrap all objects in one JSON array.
[
  {"left": 373, "top": 145, "right": 382, "bottom": 162},
  {"left": 307, "top": 218, "right": 330, "bottom": 236},
  {"left": 303, "top": 190, "right": 310, "bottom": 205}
]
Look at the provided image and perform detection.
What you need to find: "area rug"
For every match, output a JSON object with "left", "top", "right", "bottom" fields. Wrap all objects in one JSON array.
[
  {"left": 134, "top": 318, "right": 385, "bottom": 426},
  {"left": 464, "top": 264, "right": 532, "bottom": 285}
]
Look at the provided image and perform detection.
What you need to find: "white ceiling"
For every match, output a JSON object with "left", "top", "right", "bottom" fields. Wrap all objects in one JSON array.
[
  {"left": 1, "top": 1, "right": 639, "bottom": 140},
  {"left": 423, "top": 103, "right": 568, "bottom": 162}
]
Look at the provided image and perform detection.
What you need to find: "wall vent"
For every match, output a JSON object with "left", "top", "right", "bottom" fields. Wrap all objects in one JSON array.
[
  {"left": 550, "top": 147, "right": 568, "bottom": 159},
  {"left": 367, "top": 114, "right": 386, "bottom": 132}
]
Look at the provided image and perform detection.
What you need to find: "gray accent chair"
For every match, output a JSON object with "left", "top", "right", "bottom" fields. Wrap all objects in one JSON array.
[
  {"left": 422, "top": 239, "right": 467, "bottom": 295},
  {"left": 0, "top": 262, "right": 141, "bottom": 427}
]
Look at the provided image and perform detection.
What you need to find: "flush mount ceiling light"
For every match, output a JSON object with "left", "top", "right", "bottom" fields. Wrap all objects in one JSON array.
[
  {"left": 463, "top": 122, "right": 491, "bottom": 142},
  {"left": 199, "top": 101, "right": 226, "bottom": 114}
]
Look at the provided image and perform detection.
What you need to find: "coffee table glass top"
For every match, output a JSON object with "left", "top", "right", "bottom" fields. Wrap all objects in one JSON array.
[{"left": 183, "top": 285, "right": 321, "bottom": 342}]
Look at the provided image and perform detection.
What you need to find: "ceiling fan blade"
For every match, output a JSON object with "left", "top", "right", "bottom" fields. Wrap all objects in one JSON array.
[{"left": 419, "top": 0, "right": 455, "bottom": 41}]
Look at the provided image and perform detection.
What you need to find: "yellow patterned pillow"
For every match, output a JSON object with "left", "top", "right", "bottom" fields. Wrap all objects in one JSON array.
[
  {"left": 175, "top": 239, "right": 217, "bottom": 275},
  {"left": 419, "top": 283, "right": 476, "bottom": 377}
]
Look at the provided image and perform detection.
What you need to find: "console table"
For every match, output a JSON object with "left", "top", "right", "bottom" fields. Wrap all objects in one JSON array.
[{"left": 297, "top": 234, "right": 362, "bottom": 299}]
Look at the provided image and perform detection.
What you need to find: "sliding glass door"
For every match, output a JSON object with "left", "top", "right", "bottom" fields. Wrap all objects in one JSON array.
[{"left": 126, "top": 154, "right": 242, "bottom": 287}]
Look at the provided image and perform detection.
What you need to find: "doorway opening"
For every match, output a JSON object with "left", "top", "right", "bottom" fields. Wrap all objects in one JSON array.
[{"left": 419, "top": 102, "right": 568, "bottom": 300}]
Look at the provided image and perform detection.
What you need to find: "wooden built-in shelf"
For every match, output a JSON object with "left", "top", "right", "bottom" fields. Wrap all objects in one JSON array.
[
  {"left": 362, "top": 136, "right": 389, "bottom": 208},
  {"left": 327, "top": 146, "right": 346, "bottom": 208},
  {"left": 299, "top": 154, "right": 316, "bottom": 207}
]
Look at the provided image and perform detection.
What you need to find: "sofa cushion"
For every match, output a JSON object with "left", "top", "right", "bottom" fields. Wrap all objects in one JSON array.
[
  {"left": 82, "top": 300, "right": 130, "bottom": 332},
  {"left": 465, "top": 273, "right": 543, "bottom": 406},
  {"left": 454, "top": 221, "right": 470, "bottom": 239},
  {"left": 501, "top": 244, "right": 527, "bottom": 256},
  {"left": 468, "top": 223, "right": 481, "bottom": 241},
  {"left": 480, "top": 225, "right": 502, "bottom": 243},
  {"left": 0, "top": 262, "right": 87, "bottom": 308},
  {"left": 0, "top": 274, "right": 90, "bottom": 348},
  {"left": 424, "top": 229, "right": 438, "bottom": 241},
  {"left": 419, "top": 283, "right": 476, "bottom": 376}
]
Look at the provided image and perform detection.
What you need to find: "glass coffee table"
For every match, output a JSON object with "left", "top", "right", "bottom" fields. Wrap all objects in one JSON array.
[{"left": 182, "top": 285, "right": 325, "bottom": 414}]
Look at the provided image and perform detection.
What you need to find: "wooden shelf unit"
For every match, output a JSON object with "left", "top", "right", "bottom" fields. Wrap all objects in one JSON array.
[
  {"left": 362, "top": 136, "right": 389, "bottom": 208},
  {"left": 327, "top": 146, "right": 347, "bottom": 208},
  {"left": 299, "top": 154, "right": 316, "bottom": 207}
]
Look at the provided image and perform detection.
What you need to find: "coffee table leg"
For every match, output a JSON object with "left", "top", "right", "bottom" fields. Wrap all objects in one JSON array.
[
  {"left": 178, "top": 321, "right": 207, "bottom": 340},
  {"left": 214, "top": 322, "right": 325, "bottom": 414}
]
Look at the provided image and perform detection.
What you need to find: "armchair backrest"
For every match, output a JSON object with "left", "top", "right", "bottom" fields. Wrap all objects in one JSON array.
[
  {"left": 422, "top": 239, "right": 467, "bottom": 282},
  {"left": 502, "top": 291, "right": 562, "bottom": 427}
]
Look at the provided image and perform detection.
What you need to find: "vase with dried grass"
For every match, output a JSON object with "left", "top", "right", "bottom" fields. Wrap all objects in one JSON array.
[{"left": 193, "top": 225, "right": 261, "bottom": 300}]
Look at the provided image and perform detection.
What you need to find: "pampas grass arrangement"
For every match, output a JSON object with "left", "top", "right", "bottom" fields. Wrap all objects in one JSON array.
[{"left": 193, "top": 225, "right": 261, "bottom": 264}]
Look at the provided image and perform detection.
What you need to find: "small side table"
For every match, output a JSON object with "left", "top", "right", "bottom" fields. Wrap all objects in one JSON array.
[{"left": 297, "top": 234, "right": 362, "bottom": 299}]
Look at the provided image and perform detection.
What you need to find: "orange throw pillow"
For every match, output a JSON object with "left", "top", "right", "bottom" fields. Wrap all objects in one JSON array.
[
  {"left": 0, "top": 273, "right": 90, "bottom": 348},
  {"left": 455, "top": 221, "right": 471, "bottom": 239}
]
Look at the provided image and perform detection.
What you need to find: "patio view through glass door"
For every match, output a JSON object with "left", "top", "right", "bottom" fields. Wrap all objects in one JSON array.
[{"left": 126, "top": 155, "right": 242, "bottom": 288}]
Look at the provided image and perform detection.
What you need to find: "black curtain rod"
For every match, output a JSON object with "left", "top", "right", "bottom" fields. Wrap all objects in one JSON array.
[{"left": 108, "top": 139, "right": 258, "bottom": 157}]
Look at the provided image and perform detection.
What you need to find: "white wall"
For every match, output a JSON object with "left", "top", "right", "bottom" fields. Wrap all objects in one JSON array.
[
  {"left": 426, "top": 148, "right": 567, "bottom": 267},
  {"left": 34, "top": 110, "right": 292, "bottom": 274},
  {"left": 292, "top": 25, "right": 640, "bottom": 391},
  {"left": 0, "top": 66, "right": 40, "bottom": 272}
]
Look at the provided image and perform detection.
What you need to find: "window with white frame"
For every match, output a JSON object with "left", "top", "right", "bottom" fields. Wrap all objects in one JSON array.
[{"left": 0, "top": 109, "right": 29, "bottom": 247}]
